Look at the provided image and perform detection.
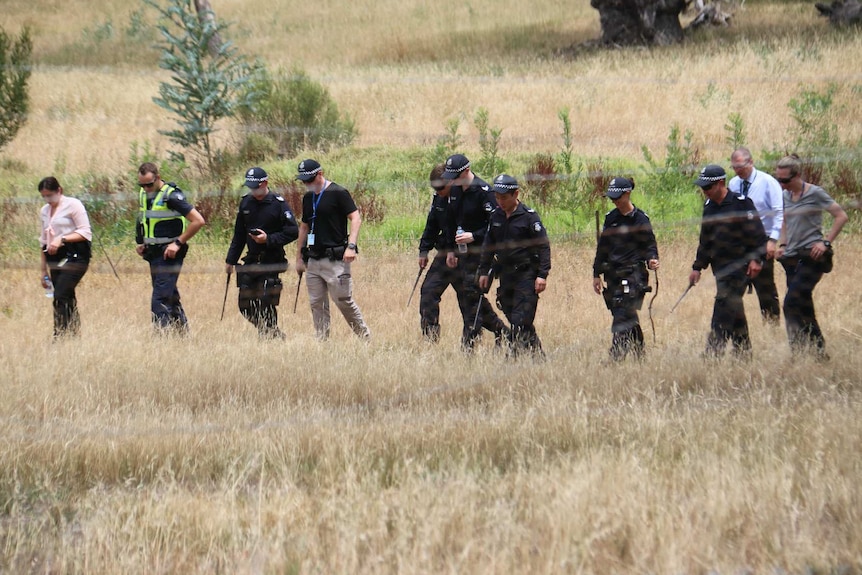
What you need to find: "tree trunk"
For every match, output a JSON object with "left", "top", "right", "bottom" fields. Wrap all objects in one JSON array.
[
  {"left": 815, "top": 0, "right": 862, "bottom": 26},
  {"left": 194, "top": 0, "right": 223, "bottom": 56},
  {"left": 590, "top": 0, "right": 688, "bottom": 45}
]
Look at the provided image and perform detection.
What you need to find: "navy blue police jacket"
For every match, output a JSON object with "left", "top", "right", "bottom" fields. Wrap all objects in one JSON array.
[
  {"left": 692, "top": 192, "right": 767, "bottom": 277},
  {"left": 445, "top": 176, "right": 496, "bottom": 255},
  {"left": 593, "top": 206, "right": 658, "bottom": 277},
  {"left": 479, "top": 202, "right": 551, "bottom": 279},
  {"left": 225, "top": 193, "right": 299, "bottom": 266},
  {"left": 418, "top": 193, "right": 449, "bottom": 256}
]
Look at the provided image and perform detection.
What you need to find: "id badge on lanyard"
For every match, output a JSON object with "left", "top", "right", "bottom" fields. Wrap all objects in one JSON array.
[{"left": 308, "top": 182, "right": 326, "bottom": 247}]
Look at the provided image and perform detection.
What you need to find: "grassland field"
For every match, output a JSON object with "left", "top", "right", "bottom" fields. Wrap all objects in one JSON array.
[{"left": 1, "top": 0, "right": 861, "bottom": 573}]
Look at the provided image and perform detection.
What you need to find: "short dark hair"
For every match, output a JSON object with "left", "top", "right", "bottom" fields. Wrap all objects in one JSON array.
[
  {"left": 138, "top": 162, "right": 159, "bottom": 177},
  {"left": 429, "top": 163, "right": 446, "bottom": 190},
  {"left": 38, "top": 176, "right": 61, "bottom": 193}
]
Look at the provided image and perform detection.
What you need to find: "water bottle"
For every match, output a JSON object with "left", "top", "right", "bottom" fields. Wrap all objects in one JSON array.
[
  {"left": 43, "top": 275, "right": 54, "bottom": 298},
  {"left": 456, "top": 226, "right": 468, "bottom": 254}
]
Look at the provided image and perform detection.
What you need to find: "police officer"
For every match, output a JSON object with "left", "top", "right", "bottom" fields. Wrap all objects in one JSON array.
[
  {"left": 592, "top": 177, "right": 659, "bottom": 361},
  {"left": 443, "top": 154, "right": 507, "bottom": 351},
  {"left": 225, "top": 167, "right": 299, "bottom": 339},
  {"left": 418, "top": 164, "right": 506, "bottom": 343},
  {"left": 478, "top": 174, "right": 551, "bottom": 357},
  {"left": 135, "top": 162, "right": 205, "bottom": 334},
  {"left": 689, "top": 164, "right": 767, "bottom": 358}
]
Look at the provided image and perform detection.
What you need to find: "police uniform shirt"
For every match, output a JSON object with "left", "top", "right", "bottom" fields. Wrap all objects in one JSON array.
[
  {"left": 593, "top": 206, "right": 658, "bottom": 277},
  {"left": 135, "top": 184, "right": 195, "bottom": 245},
  {"left": 693, "top": 192, "right": 767, "bottom": 274},
  {"left": 445, "top": 176, "right": 496, "bottom": 251},
  {"left": 225, "top": 193, "right": 299, "bottom": 265},
  {"left": 480, "top": 202, "right": 551, "bottom": 279},
  {"left": 418, "top": 193, "right": 449, "bottom": 256},
  {"left": 300, "top": 183, "right": 358, "bottom": 248}
]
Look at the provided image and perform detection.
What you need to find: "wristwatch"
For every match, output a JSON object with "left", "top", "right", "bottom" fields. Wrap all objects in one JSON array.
[
  {"left": 347, "top": 242, "right": 358, "bottom": 253},
  {"left": 60, "top": 236, "right": 67, "bottom": 245},
  {"left": 822, "top": 240, "right": 831, "bottom": 248},
  {"left": 174, "top": 239, "right": 185, "bottom": 247}
]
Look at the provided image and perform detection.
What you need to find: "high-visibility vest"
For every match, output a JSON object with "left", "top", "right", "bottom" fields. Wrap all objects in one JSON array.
[{"left": 138, "top": 183, "right": 187, "bottom": 245}]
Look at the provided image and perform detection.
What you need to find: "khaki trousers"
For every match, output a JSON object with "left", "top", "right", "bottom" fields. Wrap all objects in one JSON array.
[{"left": 305, "top": 257, "right": 370, "bottom": 340}]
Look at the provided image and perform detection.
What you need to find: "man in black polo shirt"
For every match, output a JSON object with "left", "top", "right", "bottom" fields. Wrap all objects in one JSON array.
[
  {"left": 443, "top": 153, "right": 507, "bottom": 352},
  {"left": 294, "top": 159, "right": 370, "bottom": 340},
  {"left": 689, "top": 164, "right": 767, "bottom": 358},
  {"left": 225, "top": 167, "right": 299, "bottom": 339}
]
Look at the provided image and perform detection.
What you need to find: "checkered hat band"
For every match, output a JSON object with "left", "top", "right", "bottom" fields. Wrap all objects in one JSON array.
[
  {"left": 699, "top": 175, "right": 724, "bottom": 182},
  {"left": 299, "top": 167, "right": 321, "bottom": 177},
  {"left": 495, "top": 183, "right": 518, "bottom": 190},
  {"left": 607, "top": 185, "right": 631, "bottom": 194},
  {"left": 445, "top": 161, "right": 470, "bottom": 174}
]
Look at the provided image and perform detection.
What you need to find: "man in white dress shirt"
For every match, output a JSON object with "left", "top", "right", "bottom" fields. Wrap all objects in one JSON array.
[{"left": 729, "top": 147, "right": 784, "bottom": 325}]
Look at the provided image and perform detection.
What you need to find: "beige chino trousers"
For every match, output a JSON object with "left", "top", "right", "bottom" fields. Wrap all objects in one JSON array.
[{"left": 305, "top": 257, "right": 370, "bottom": 340}]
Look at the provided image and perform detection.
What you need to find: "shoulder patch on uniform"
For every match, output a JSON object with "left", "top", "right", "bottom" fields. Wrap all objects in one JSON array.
[
  {"left": 481, "top": 185, "right": 490, "bottom": 192},
  {"left": 276, "top": 196, "right": 284, "bottom": 202},
  {"left": 174, "top": 192, "right": 184, "bottom": 201},
  {"left": 747, "top": 210, "right": 755, "bottom": 220},
  {"left": 526, "top": 207, "right": 535, "bottom": 213},
  {"left": 484, "top": 202, "right": 494, "bottom": 212},
  {"left": 285, "top": 211, "right": 294, "bottom": 219},
  {"left": 533, "top": 221, "right": 542, "bottom": 232}
]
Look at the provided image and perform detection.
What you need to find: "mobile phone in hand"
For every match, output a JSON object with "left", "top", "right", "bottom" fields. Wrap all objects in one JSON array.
[{"left": 249, "top": 229, "right": 262, "bottom": 236}]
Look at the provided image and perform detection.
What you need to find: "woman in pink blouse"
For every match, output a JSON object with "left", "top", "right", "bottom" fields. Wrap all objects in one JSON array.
[{"left": 38, "top": 177, "right": 93, "bottom": 337}]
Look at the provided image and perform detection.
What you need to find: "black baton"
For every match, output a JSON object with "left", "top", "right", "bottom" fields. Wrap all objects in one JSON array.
[{"left": 220, "top": 271, "right": 231, "bottom": 321}]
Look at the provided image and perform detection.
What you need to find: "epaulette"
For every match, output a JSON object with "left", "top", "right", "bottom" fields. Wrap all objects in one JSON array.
[{"left": 276, "top": 195, "right": 284, "bottom": 202}]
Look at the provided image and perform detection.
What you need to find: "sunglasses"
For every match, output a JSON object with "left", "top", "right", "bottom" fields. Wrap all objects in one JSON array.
[
  {"left": 140, "top": 179, "right": 158, "bottom": 189},
  {"left": 700, "top": 182, "right": 717, "bottom": 192},
  {"left": 776, "top": 176, "right": 795, "bottom": 184}
]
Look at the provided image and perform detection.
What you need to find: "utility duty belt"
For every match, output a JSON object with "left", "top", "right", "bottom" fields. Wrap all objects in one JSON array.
[
  {"left": 507, "top": 259, "right": 537, "bottom": 273},
  {"left": 302, "top": 245, "right": 347, "bottom": 261}
]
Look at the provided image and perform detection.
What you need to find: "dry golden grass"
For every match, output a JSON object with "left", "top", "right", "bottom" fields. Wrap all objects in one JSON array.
[
  {"left": 2, "top": 1, "right": 861, "bottom": 571},
  {"left": 1, "top": 238, "right": 861, "bottom": 573},
  {"left": 2, "top": 0, "right": 862, "bottom": 176}
]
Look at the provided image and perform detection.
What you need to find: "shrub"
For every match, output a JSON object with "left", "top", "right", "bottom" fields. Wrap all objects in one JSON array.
[
  {"left": 429, "top": 117, "right": 463, "bottom": 164},
  {"left": 473, "top": 107, "right": 507, "bottom": 178},
  {"left": 523, "top": 153, "right": 557, "bottom": 207},
  {"left": 0, "top": 26, "right": 32, "bottom": 153},
  {"left": 237, "top": 68, "right": 357, "bottom": 158},
  {"left": 351, "top": 166, "right": 386, "bottom": 225}
]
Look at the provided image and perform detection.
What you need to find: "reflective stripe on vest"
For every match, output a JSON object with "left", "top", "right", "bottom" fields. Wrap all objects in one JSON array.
[{"left": 139, "top": 184, "right": 187, "bottom": 244}]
